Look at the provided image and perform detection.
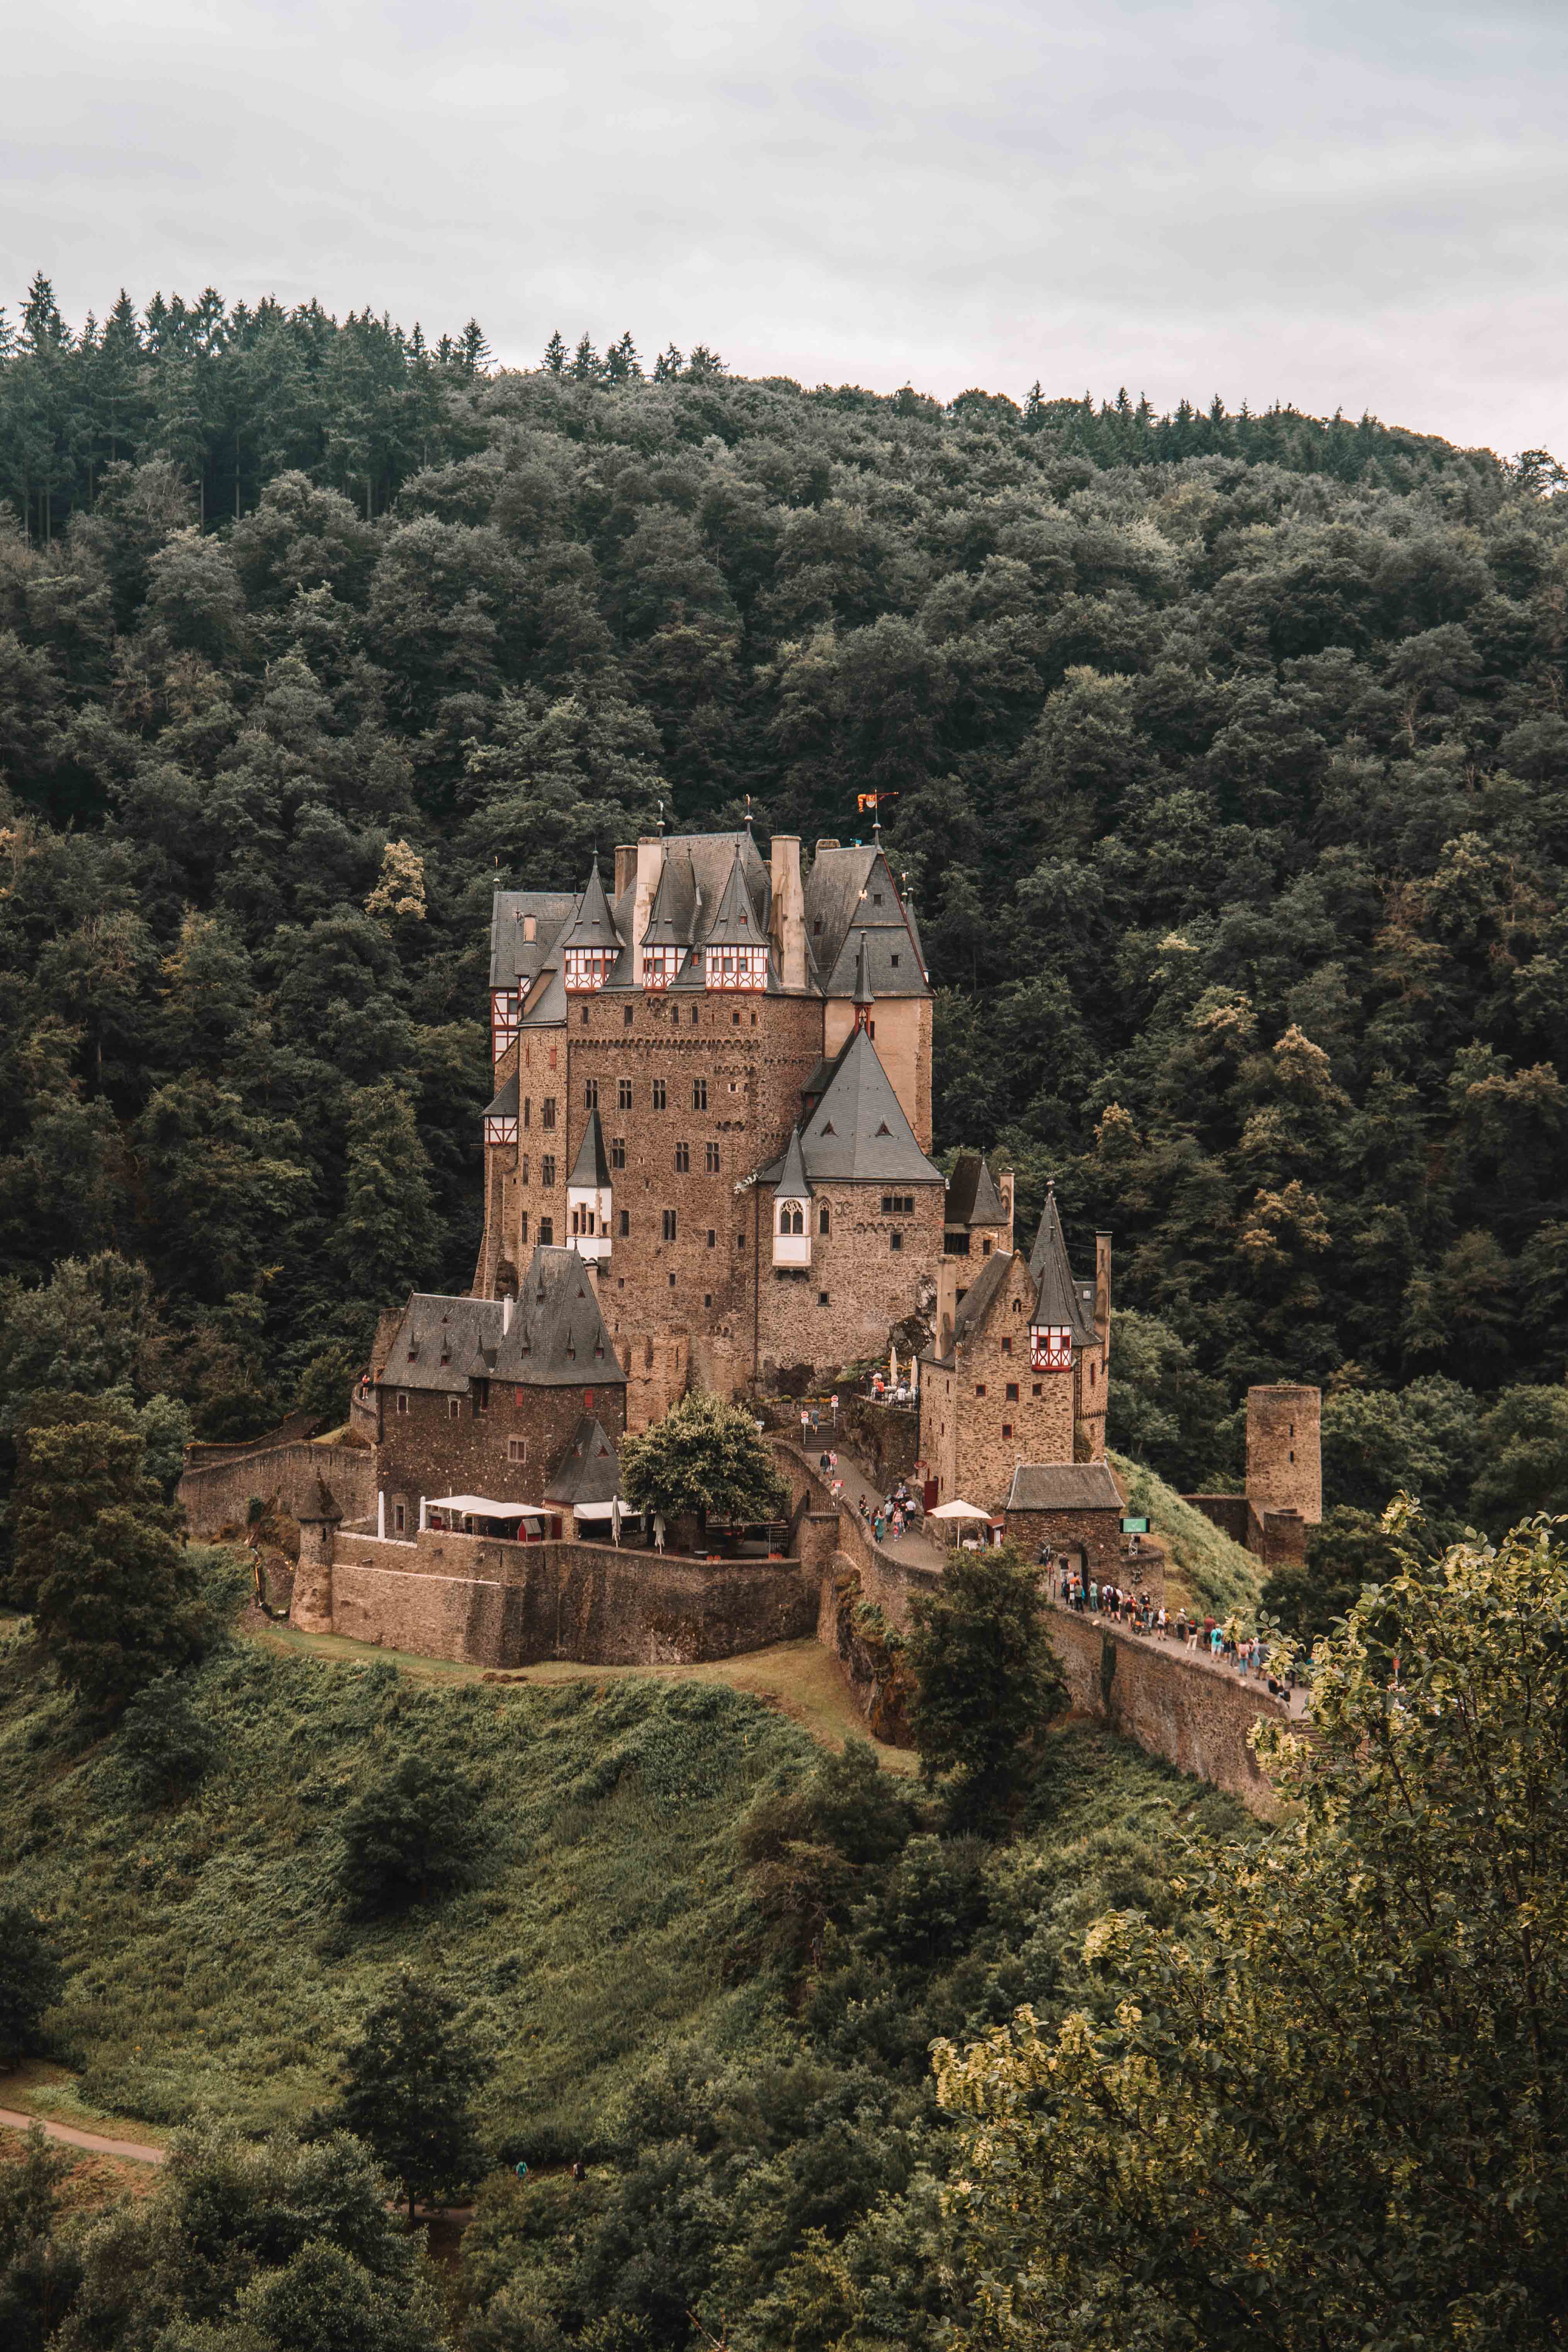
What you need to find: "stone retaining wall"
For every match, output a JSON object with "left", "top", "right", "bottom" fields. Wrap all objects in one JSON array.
[
  {"left": 178, "top": 1438, "right": 377, "bottom": 1539},
  {"left": 1045, "top": 1601, "right": 1290, "bottom": 1818},
  {"left": 324, "top": 1529, "right": 818, "bottom": 1668}
]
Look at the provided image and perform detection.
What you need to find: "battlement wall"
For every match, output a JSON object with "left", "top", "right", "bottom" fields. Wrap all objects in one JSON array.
[
  {"left": 178, "top": 1437, "right": 377, "bottom": 1539},
  {"left": 1045, "top": 1601, "right": 1292, "bottom": 1819},
  {"left": 325, "top": 1529, "right": 817, "bottom": 1668}
]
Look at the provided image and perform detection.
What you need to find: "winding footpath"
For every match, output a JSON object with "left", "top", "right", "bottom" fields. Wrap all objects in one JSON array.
[{"left": 0, "top": 2104, "right": 164, "bottom": 2164}]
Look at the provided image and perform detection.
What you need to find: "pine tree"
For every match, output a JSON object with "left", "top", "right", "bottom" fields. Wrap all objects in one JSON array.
[
  {"left": 569, "top": 333, "right": 601, "bottom": 381},
  {"left": 9, "top": 1393, "right": 202, "bottom": 1719},
  {"left": 542, "top": 329, "right": 567, "bottom": 376},
  {"left": 333, "top": 1082, "right": 439, "bottom": 1306},
  {"left": 335, "top": 1974, "right": 482, "bottom": 2221},
  {"left": 652, "top": 342, "right": 683, "bottom": 381},
  {"left": 457, "top": 318, "right": 490, "bottom": 376},
  {"left": 605, "top": 329, "right": 642, "bottom": 382}
]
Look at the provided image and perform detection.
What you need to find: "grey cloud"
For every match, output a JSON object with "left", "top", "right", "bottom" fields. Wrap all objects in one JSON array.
[{"left": 1, "top": 0, "right": 1563, "bottom": 454}]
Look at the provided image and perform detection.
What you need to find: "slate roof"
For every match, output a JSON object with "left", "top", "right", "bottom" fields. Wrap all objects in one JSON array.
[
  {"left": 1028, "top": 1190, "right": 1099, "bottom": 1348},
  {"left": 567, "top": 1108, "right": 611, "bottom": 1189},
  {"left": 805, "top": 844, "right": 930, "bottom": 996},
  {"left": 489, "top": 891, "right": 577, "bottom": 989},
  {"left": 1005, "top": 1462, "right": 1124, "bottom": 1513},
  {"left": 950, "top": 1248, "right": 1014, "bottom": 1344},
  {"left": 642, "top": 849, "right": 698, "bottom": 947},
  {"left": 945, "top": 1153, "right": 1006, "bottom": 1229},
  {"left": 558, "top": 862, "right": 622, "bottom": 953},
  {"left": 381, "top": 1293, "right": 505, "bottom": 1395},
  {"left": 773, "top": 1126, "right": 813, "bottom": 1200},
  {"left": 493, "top": 1245, "right": 626, "bottom": 1386},
  {"left": 793, "top": 1026, "right": 942, "bottom": 1184},
  {"left": 545, "top": 1415, "right": 622, "bottom": 1509},
  {"left": 484, "top": 1070, "right": 519, "bottom": 1121},
  {"left": 381, "top": 1248, "right": 625, "bottom": 1395},
  {"left": 704, "top": 845, "right": 767, "bottom": 950}
]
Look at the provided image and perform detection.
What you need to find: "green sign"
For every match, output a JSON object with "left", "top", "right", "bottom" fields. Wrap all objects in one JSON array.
[{"left": 1121, "top": 1516, "right": 1149, "bottom": 1535}]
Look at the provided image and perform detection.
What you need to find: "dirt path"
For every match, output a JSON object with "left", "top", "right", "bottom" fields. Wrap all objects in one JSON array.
[{"left": 0, "top": 2105, "right": 165, "bottom": 2164}]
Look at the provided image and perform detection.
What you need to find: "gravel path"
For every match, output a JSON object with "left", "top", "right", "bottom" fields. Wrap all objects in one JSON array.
[{"left": 0, "top": 2104, "right": 165, "bottom": 2164}]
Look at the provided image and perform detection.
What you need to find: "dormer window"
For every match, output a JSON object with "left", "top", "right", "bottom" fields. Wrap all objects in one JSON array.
[
  {"left": 642, "top": 945, "right": 681, "bottom": 989},
  {"left": 705, "top": 944, "right": 767, "bottom": 991},
  {"left": 563, "top": 947, "right": 613, "bottom": 992}
]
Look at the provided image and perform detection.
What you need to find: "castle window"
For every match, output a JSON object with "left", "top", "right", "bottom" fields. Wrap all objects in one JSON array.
[
  {"left": 706, "top": 1142, "right": 720, "bottom": 1173},
  {"left": 394, "top": 1501, "right": 406, "bottom": 1533},
  {"left": 891, "top": 953, "right": 900, "bottom": 969},
  {"left": 881, "top": 1194, "right": 914, "bottom": 1214},
  {"left": 618, "top": 1077, "right": 633, "bottom": 1110},
  {"left": 539, "top": 1217, "right": 553, "bottom": 1244},
  {"left": 675, "top": 1142, "right": 690, "bottom": 1172},
  {"left": 542, "top": 1097, "right": 557, "bottom": 1130},
  {"left": 520, "top": 1211, "right": 528, "bottom": 1242},
  {"left": 737, "top": 1232, "right": 745, "bottom": 1249},
  {"left": 563, "top": 946, "right": 613, "bottom": 992},
  {"left": 890, "top": 1231, "right": 903, "bottom": 1251},
  {"left": 584, "top": 1077, "right": 598, "bottom": 1109},
  {"left": 1002, "top": 1337, "right": 1012, "bottom": 1355},
  {"left": 642, "top": 944, "right": 681, "bottom": 989},
  {"left": 707, "top": 1229, "right": 716, "bottom": 1248},
  {"left": 491, "top": 988, "right": 522, "bottom": 1062},
  {"left": 975, "top": 1383, "right": 986, "bottom": 1397},
  {"left": 732, "top": 1011, "right": 741, "bottom": 1026},
  {"left": 508, "top": 1438, "right": 527, "bottom": 1464},
  {"left": 693, "top": 1077, "right": 708, "bottom": 1110},
  {"left": 581, "top": 1006, "right": 589, "bottom": 1025},
  {"left": 1032, "top": 1382, "right": 1042, "bottom": 1397},
  {"left": 982, "top": 1238, "right": 992, "bottom": 1255},
  {"left": 474, "top": 1379, "right": 489, "bottom": 1415},
  {"left": 780, "top": 1203, "right": 804, "bottom": 1236},
  {"left": 1289, "top": 1448, "right": 1295, "bottom": 1462},
  {"left": 523, "top": 1098, "right": 531, "bottom": 1128},
  {"left": 662, "top": 1209, "right": 678, "bottom": 1241},
  {"left": 818, "top": 1290, "right": 829, "bottom": 1305},
  {"left": 1006, "top": 1382, "right": 1019, "bottom": 1402},
  {"left": 1002, "top": 1422, "right": 1013, "bottom": 1438},
  {"left": 611, "top": 1137, "right": 625, "bottom": 1170},
  {"left": 652, "top": 1078, "right": 667, "bottom": 1110},
  {"left": 448, "top": 1397, "right": 460, "bottom": 1419},
  {"left": 583, "top": 1389, "right": 593, "bottom": 1409},
  {"left": 819, "top": 1205, "right": 831, "bottom": 1235},
  {"left": 623, "top": 1005, "right": 634, "bottom": 1025},
  {"left": 541, "top": 1155, "right": 556, "bottom": 1188},
  {"left": 396, "top": 1391, "right": 408, "bottom": 1415},
  {"left": 619, "top": 1209, "right": 629, "bottom": 1236},
  {"left": 704, "top": 943, "right": 767, "bottom": 991},
  {"left": 872, "top": 891, "right": 883, "bottom": 906},
  {"left": 813, "top": 918, "right": 822, "bottom": 935},
  {"left": 704, "top": 1292, "right": 712, "bottom": 1307}
]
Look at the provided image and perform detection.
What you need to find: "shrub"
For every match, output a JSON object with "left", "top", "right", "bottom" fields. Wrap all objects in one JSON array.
[
  {"left": 117, "top": 1672, "right": 213, "bottom": 1806},
  {"left": 0, "top": 1905, "right": 65, "bottom": 2070},
  {"left": 335, "top": 1753, "right": 482, "bottom": 1913}
]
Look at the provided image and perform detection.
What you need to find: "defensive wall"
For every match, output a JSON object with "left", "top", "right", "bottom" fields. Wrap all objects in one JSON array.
[
  {"left": 1044, "top": 1600, "right": 1291, "bottom": 1819},
  {"left": 178, "top": 1434, "right": 377, "bottom": 1538},
  {"left": 320, "top": 1528, "right": 818, "bottom": 1669}
]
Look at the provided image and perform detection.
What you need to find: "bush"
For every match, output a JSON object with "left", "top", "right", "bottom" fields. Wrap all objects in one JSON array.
[
  {"left": 0, "top": 1905, "right": 65, "bottom": 2070},
  {"left": 117, "top": 1672, "right": 213, "bottom": 1806},
  {"left": 335, "top": 1753, "right": 483, "bottom": 1913},
  {"left": 906, "top": 1544, "right": 1065, "bottom": 1832}
]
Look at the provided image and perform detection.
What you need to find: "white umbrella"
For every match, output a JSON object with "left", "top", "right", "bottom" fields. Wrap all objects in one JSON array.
[{"left": 927, "top": 1499, "right": 992, "bottom": 1520}]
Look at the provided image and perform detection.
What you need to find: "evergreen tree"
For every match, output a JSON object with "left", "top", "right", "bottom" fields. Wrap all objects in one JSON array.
[
  {"left": 905, "top": 1544, "right": 1065, "bottom": 1830},
  {"left": 334, "top": 1974, "right": 483, "bottom": 2221},
  {"left": 333, "top": 1082, "right": 439, "bottom": 1307},
  {"left": 542, "top": 328, "right": 567, "bottom": 375},
  {"left": 652, "top": 341, "right": 683, "bottom": 381},
  {"left": 569, "top": 333, "right": 602, "bottom": 381},
  {"left": 9, "top": 1393, "right": 203, "bottom": 1718},
  {"left": 605, "top": 329, "right": 642, "bottom": 382}
]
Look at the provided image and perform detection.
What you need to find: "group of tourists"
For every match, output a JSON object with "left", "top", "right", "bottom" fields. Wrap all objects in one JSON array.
[
  {"left": 862, "top": 1478, "right": 919, "bottom": 1545},
  {"left": 1052, "top": 1561, "right": 1292, "bottom": 1696}
]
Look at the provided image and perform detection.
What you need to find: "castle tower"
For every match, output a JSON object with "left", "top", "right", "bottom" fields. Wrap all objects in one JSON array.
[
  {"left": 290, "top": 1476, "right": 342, "bottom": 1635},
  {"left": 566, "top": 1108, "right": 612, "bottom": 1264},
  {"left": 1245, "top": 1386, "right": 1322, "bottom": 1523}
]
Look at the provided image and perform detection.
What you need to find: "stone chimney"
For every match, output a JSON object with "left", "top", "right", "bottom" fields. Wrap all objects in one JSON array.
[
  {"left": 1095, "top": 1232, "right": 1112, "bottom": 1365},
  {"left": 632, "top": 836, "right": 664, "bottom": 977},
  {"left": 770, "top": 834, "right": 807, "bottom": 991},
  {"left": 613, "top": 843, "right": 637, "bottom": 901},
  {"left": 815, "top": 837, "right": 840, "bottom": 853}
]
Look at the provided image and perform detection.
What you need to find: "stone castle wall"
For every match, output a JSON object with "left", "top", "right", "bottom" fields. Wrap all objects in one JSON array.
[
  {"left": 327, "top": 1528, "right": 818, "bottom": 1668},
  {"left": 1045, "top": 1602, "right": 1290, "bottom": 1818},
  {"left": 178, "top": 1438, "right": 377, "bottom": 1540}
]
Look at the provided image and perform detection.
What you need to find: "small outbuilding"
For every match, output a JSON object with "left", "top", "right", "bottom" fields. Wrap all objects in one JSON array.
[{"left": 1002, "top": 1461, "right": 1126, "bottom": 1580}]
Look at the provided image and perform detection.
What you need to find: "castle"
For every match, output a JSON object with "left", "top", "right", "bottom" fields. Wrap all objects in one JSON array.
[{"left": 358, "top": 822, "right": 1119, "bottom": 1535}]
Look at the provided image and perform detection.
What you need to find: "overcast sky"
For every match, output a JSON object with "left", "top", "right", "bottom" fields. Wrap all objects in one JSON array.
[{"left": 4, "top": 0, "right": 1563, "bottom": 457}]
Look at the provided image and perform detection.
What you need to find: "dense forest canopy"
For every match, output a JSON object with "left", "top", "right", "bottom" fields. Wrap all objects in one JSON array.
[{"left": 3, "top": 269, "right": 1567, "bottom": 1506}]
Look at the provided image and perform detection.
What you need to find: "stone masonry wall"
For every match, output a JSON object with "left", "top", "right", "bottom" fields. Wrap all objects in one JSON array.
[
  {"left": 327, "top": 1529, "right": 817, "bottom": 1667},
  {"left": 755, "top": 1183, "right": 943, "bottom": 1384},
  {"left": 178, "top": 1438, "right": 377, "bottom": 1539},
  {"left": 1045, "top": 1602, "right": 1289, "bottom": 1818},
  {"left": 1004, "top": 1506, "right": 1129, "bottom": 1581},
  {"left": 375, "top": 1378, "right": 625, "bottom": 1531}
]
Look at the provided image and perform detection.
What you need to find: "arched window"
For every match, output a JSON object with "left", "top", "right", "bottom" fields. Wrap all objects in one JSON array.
[
  {"left": 819, "top": 1204, "right": 831, "bottom": 1235},
  {"left": 792, "top": 1205, "right": 804, "bottom": 1235}
]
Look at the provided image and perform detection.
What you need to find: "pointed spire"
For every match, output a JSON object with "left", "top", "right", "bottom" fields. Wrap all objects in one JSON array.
[
  {"left": 852, "top": 930, "right": 874, "bottom": 1030},
  {"left": 561, "top": 860, "right": 621, "bottom": 952},
  {"left": 773, "top": 1124, "right": 812, "bottom": 1200},
  {"left": 567, "top": 1106, "right": 611, "bottom": 1189},
  {"left": 1028, "top": 1182, "right": 1097, "bottom": 1344}
]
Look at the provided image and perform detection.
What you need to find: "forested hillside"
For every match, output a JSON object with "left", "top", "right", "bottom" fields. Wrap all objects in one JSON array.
[{"left": 3, "top": 271, "right": 1567, "bottom": 1511}]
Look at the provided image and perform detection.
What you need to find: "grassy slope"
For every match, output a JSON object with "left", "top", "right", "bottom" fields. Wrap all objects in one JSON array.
[
  {"left": 0, "top": 1563, "right": 1250, "bottom": 2163},
  {"left": 0, "top": 1597, "right": 820, "bottom": 2155},
  {"left": 1108, "top": 1451, "right": 1264, "bottom": 1620}
]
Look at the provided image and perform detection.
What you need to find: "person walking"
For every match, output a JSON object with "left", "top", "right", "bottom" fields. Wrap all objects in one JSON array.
[{"left": 652, "top": 1512, "right": 666, "bottom": 1555}]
